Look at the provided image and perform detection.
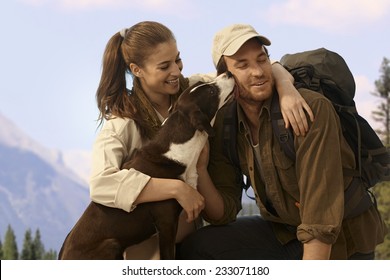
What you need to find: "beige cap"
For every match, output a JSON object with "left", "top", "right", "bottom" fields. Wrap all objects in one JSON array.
[{"left": 211, "top": 24, "right": 271, "bottom": 67}]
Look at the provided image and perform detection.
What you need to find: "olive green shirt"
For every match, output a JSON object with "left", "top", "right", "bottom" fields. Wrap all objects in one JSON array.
[{"left": 207, "top": 88, "right": 387, "bottom": 259}]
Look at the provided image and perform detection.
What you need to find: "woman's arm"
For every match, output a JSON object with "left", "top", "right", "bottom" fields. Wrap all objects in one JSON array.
[
  {"left": 134, "top": 177, "right": 205, "bottom": 223},
  {"left": 90, "top": 118, "right": 205, "bottom": 222},
  {"left": 272, "top": 62, "right": 314, "bottom": 136}
]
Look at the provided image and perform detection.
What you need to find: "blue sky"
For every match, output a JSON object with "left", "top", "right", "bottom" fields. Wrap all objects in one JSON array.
[{"left": 1, "top": 0, "right": 390, "bottom": 153}]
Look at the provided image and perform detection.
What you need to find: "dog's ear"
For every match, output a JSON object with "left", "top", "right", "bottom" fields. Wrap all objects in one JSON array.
[{"left": 189, "top": 109, "right": 215, "bottom": 136}]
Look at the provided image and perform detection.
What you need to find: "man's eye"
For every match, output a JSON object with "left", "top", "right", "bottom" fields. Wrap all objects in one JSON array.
[{"left": 237, "top": 64, "right": 247, "bottom": 69}]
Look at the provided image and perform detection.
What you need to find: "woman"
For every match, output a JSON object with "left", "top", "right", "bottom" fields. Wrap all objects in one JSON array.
[{"left": 90, "top": 21, "right": 313, "bottom": 259}]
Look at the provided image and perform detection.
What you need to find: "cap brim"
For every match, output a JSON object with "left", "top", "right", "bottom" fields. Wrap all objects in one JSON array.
[{"left": 224, "top": 34, "right": 271, "bottom": 56}]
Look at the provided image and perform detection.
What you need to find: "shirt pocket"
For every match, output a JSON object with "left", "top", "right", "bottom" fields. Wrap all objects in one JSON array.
[{"left": 272, "top": 144, "right": 299, "bottom": 198}]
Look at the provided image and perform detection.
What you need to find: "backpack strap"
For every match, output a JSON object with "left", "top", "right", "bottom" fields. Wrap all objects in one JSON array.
[
  {"left": 270, "top": 93, "right": 295, "bottom": 161},
  {"left": 222, "top": 101, "right": 254, "bottom": 199},
  {"left": 222, "top": 101, "right": 240, "bottom": 172}
]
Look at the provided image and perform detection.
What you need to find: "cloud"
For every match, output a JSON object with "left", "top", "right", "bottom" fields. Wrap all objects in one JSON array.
[
  {"left": 265, "top": 0, "right": 390, "bottom": 33},
  {"left": 19, "top": 0, "right": 194, "bottom": 13}
]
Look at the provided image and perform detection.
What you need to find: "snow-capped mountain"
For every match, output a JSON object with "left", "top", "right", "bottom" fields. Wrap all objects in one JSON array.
[{"left": 0, "top": 112, "right": 90, "bottom": 253}]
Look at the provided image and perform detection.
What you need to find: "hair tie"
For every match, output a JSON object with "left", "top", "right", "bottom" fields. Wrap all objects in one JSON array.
[{"left": 119, "top": 28, "right": 128, "bottom": 38}]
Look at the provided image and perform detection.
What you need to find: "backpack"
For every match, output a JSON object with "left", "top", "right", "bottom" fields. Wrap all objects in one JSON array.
[{"left": 222, "top": 48, "right": 390, "bottom": 218}]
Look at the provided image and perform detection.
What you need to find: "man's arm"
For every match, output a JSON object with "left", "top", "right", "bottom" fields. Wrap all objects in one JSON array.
[{"left": 303, "top": 239, "right": 331, "bottom": 260}]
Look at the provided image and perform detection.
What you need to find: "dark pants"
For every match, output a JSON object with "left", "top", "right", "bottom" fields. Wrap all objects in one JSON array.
[
  {"left": 179, "top": 215, "right": 374, "bottom": 260},
  {"left": 180, "top": 215, "right": 302, "bottom": 260}
]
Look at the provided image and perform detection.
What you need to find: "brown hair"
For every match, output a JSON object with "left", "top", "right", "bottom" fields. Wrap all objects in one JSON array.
[{"left": 95, "top": 21, "right": 188, "bottom": 139}]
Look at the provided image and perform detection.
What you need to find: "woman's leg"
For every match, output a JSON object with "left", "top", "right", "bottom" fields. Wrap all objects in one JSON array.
[{"left": 180, "top": 215, "right": 302, "bottom": 260}]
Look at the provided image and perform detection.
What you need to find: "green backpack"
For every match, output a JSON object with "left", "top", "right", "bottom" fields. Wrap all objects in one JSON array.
[{"left": 223, "top": 48, "right": 390, "bottom": 218}]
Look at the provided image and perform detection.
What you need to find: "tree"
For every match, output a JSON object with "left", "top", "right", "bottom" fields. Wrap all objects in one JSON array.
[
  {"left": 0, "top": 239, "right": 3, "bottom": 259},
  {"left": 21, "top": 228, "right": 34, "bottom": 260},
  {"left": 1, "top": 225, "right": 57, "bottom": 260},
  {"left": 33, "top": 229, "right": 45, "bottom": 260},
  {"left": 20, "top": 228, "right": 46, "bottom": 260},
  {"left": 371, "top": 57, "right": 390, "bottom": 145},
  {"left": 2, "top": 225, "right": 18, "bottom": 260},
  {"left": 43, "top": 249, "right": 57, "bottom": 260},
  {"left": 373, "top": 182, "right": 390, "bottom": 260},
  {"left": 371, "top": 57, "right": 390, "bottom": 260}
]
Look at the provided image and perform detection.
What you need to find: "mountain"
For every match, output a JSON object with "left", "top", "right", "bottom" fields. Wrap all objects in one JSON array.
[{"left": 0, "top": 113, "right": 90, "bottom": 253}]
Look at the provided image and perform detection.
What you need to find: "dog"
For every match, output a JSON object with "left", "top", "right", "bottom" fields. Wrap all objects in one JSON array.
[{"left": 58, "top": 72, "right": 235, "bottom": 260}]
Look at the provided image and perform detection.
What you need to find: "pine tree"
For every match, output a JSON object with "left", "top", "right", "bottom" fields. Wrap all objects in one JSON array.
[
  {"left": 43, "top": 249, "right": 57, "bottom": 260},
  {"left": 3, "top": 225, "right": 18, "bottom": 260},
  {"left": 373, "top": 182, "right": 390, "bottom": 259},
  {"left": 33, "top": 229, "right": 45, "bottom": 260},
  {"left": 371, "top": 57, "right": 390, "bottom": 260},
  {"left": 371, "top": 57, "right": 390, "bottom": 145},
  {"left": 0, "top": 238, "right": 3, "bottom": 259},
  {"left": 21, "top": 228, "right": 34, "bottom": 260}
]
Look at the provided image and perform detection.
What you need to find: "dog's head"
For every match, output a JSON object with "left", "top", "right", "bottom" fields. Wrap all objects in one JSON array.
[{"left": 174, "top": 72, "right": 235, "bottom": 136}]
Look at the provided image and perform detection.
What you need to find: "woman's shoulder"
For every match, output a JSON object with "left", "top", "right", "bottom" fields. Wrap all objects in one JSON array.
[
  {"left": 99, "top": 117, "right": 140, "bottom": 141},
  {"left": 95, "top": 116, "right": 143, "bottom": 150},
  {"left": 102, "top": 116, "right": 136, "bottom": 132}
]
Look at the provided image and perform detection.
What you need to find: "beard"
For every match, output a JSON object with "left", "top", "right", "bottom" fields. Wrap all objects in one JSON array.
[{"left": 236, "top": 80, "right": 274, "bottom": 104}]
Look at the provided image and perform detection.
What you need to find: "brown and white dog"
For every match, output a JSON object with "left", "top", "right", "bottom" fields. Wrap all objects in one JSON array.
[{"left": 58, "top": 72, "right": 235, "bottom": 260}]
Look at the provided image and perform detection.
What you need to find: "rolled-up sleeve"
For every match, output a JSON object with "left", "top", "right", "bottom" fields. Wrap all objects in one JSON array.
[{"left": 89, "top": 118, "right": 151, "bottom": 212}]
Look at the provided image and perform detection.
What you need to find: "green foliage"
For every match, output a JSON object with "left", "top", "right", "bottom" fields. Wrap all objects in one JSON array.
[
  {"left": 43, "top": 249, "right": 58, "bottom": 260},
  {"left": 3, "top": 225, "right": 19, "bottom": 260},
  {"left": 33, "top": 229, "right": 45, "bottom": 260},
  {"left": 1, "top": 225, "right": 57, "bottom": 260},
  {"left": 373, "top": 182, "right": 390, "bottom": 260},
  {"left": 371, "top": 57, "right": 390, "bottom": 145},
  {"left": 0, "top": 239, "right": 3, "bottom": 259},
  {"left": 371, "top": 57, "right": 390, "bottom": 260},
  {"left": 21, "top": 228, "right": 33, "bottom": 260}
]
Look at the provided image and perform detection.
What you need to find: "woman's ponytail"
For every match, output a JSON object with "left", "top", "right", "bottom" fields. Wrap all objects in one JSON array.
[{"left": 95, "top": 32, "right": 131, "bottom": 127}]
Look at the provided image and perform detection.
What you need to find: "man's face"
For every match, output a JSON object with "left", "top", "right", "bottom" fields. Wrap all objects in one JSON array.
[{"left": 224, "top": 38, "right": 274, "bottom": 104}]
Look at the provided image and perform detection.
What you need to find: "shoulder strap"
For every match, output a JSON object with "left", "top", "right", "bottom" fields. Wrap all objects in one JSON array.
[
  {"left": 222, "top": 101, "right": 253, "bottom": 197},
  {"left": 270, "top": 93, "right": 295, "bottom": 161},
  {"left": 223, "top": 101, "right": 240, "bottom": 170}
]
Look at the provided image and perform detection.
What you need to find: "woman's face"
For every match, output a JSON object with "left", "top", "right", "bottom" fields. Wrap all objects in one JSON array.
[{"left": 136, "top": 40, "right": 183, "bottom": 99}]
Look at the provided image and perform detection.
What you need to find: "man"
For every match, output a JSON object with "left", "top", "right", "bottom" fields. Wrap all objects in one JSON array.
[{"left": 181, "top": 24, "right": 387, "bottom": 260}]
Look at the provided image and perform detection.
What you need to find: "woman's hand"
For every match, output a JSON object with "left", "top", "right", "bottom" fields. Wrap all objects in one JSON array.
[
  {"left": 279, "top": 81, "right": 314, "bottom": 136},
  {"left": 135, "top": 177, "right": 204, "bottom": 223},
  {"left": 174, "top": 182, "right": 205, "bottom": 223},
  {"left": 173, "top": 141, "right": 210, "bottom": 222},
  {"left": 272, "top": 62, "right": 314, "bottom": 136}
]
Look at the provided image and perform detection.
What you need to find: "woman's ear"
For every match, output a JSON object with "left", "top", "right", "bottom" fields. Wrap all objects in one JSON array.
[{"left": 129, "top": 63, "right": 142, "bottom": 77}]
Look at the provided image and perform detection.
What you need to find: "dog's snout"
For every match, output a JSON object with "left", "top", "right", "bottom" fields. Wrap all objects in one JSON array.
[{"left": 226, "top": 71, "right": 233, "bottom": 78}]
